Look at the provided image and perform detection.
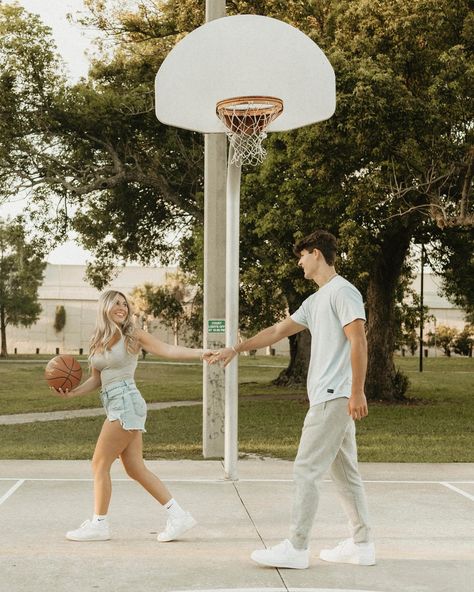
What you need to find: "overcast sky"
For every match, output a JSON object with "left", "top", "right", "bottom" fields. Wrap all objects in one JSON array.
[
  {"left": 0, "top": 0, "right": 101, "bottom": 264},
  {"left": 19, "top": 0, "right": 94, "bottom": 80}
]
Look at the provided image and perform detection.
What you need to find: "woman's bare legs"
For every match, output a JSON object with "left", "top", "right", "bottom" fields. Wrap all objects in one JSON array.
[
  {"left": 120, "top": 430, "right": 197, "bottom": 542},
  {"left": 92, "top": 420, "right": 135, "bottom": 515},
  {"left": 120, "top": 432, "right": 172, "bottom": 505}
]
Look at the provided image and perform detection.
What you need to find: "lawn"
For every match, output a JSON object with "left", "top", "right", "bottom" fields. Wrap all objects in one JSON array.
[
  {"left": 0, "top": 356, "right": 472, "bottom": 462},
  {"left": 0, "top": 355, "right": 302, "bottom": 415}
]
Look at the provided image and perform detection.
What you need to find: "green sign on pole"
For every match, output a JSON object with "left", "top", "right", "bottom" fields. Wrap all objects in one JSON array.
[{"left": 208, "top": 319, "right": 225, "bottom": 334}]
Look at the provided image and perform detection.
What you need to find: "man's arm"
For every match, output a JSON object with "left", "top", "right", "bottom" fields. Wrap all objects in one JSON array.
[
  {"left": 344, "top": 319, "right": 368, "bottom": 420},
  {"left": 210, "top": 317, "right": 306, "bottom": 367}
]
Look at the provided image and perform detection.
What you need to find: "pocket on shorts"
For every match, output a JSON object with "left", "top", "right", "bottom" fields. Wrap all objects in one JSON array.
[
  {"left": 131, "top": 393, "right": 147, "bottom": 417},
  {"left": 107, "top": 394, "right": 125, "bottom": 414}
]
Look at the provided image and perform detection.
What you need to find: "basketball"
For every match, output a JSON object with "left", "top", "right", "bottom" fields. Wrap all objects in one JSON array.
[{"left": 45, "top": 355, "right": 82, "bottom": 392}]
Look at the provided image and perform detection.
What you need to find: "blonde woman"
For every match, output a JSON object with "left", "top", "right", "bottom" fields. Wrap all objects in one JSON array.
[{"left": 54, "top": 290, "right": 213, "bottom": 542}]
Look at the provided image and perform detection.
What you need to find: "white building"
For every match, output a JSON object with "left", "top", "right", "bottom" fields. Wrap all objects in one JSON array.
[
  {"left": 411, "top": 271, "right": 467, "bottom": 332},
  {"left": 6, "top": 264, "right": 177, "bottom": 355},
  {"left": 6, "top": 265, "right": 465, "bottom": 356}
]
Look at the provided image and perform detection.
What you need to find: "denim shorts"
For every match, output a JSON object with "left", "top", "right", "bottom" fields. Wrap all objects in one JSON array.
[{"left": 100, "top": 379, "right": 147, "bottom": 432}]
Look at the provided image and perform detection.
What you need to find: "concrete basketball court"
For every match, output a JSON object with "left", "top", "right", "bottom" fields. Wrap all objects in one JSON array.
[{"left": 0, "top": 459, "right": 472, "bottom": 592}]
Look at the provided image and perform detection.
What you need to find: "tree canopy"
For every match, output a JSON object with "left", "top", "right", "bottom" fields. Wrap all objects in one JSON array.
[
  {"left": 1, "top": 0, "right": 472, "bottom": 398},
  {"left": 0, "top": 4, "right": 64, "bottom": 196},
  {"left": 0, "top": 218, "right": 46, "bottom": 357}
]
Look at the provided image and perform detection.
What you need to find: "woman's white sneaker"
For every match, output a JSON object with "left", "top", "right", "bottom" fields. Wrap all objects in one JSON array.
[
  {"left": 157, "top": 512, "right": 197, "bottom": 542},
  {"left": 319, "top": 538, "right": 376, "bottom": 565},
  {"left": 251, "top": 539, "right": 309, "bottom": 569},
  {"left": 66, "top": 519, "right": 110, "bottom": 541}
]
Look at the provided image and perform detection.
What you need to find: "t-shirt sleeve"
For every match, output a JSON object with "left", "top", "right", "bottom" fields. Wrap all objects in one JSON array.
[
  {"left": 290, "top": 300, "right": 309, "bottom": 328},
  {"left": 333, "top": 286, "right": 366, "bottom": 327}
]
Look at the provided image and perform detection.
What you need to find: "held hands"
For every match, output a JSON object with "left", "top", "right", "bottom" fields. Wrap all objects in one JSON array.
[
  {"left": 207, "top": 347, "right": 238, "bottom": 367},
  {"left": 348, "top": 391, "right": 368, "bottom": 420},
  {"left": 201, "top": 350, "right": 219, "bottom": 363}
]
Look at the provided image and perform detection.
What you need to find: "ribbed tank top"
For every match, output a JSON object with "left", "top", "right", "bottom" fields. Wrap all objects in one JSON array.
[{"left": 90, "top": 336, "right": 138, "bottom": 388}]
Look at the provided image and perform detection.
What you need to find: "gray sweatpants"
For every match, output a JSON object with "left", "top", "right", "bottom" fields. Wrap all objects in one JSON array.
[{"left": 289, "top": 397, "right": 371, "bottom": 550}]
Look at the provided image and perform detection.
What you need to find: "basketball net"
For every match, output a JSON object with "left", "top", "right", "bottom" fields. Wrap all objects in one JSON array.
[{"left": 216, "top": 96, "right": 283, "bottom": 167}]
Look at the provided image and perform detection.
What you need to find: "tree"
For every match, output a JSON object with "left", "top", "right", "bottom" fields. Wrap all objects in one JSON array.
[
  {"left": 54, "top": 305, "right": 66, "bottom": 333},
  {"left": 236, "top": 0, "right": 473, "bottom": 399},
  {"left": 426, "top": 325, "right": 458, "bottom": 357},
  {"left": 395, "top": 290, "right": 434, "bottom": 355},
  {"left": 6, "top": 0, "right": 474, "bottom": 401},
  {"left": 453, "top": 325, "right": 474, "bottom": 357},
  {"left": 436, "top": 229, "right": 474, "bottom": 324},
  {"left": 0, "top": 4, "right": 65, "bottom": 206},
  {"left": 131, "top": 272, "right": 199, "bottom": 346},
  {"left": 181, "top": 0, "right": 473, "bottom": 399},
  {"left": 0, "top": 218, "right": 46, "bottom": 357},
  {"left": 1, "top": 1, "right": 204, "bottom": 287}
]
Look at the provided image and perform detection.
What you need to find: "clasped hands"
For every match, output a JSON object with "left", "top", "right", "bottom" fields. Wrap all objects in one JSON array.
[{"left": 203, "top": 347, "right": 238, "bottom": 367}]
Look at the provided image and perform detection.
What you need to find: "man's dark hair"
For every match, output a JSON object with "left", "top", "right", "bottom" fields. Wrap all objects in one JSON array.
[{"left": 293, "top": 230, "right": 338, "bottom": 265}]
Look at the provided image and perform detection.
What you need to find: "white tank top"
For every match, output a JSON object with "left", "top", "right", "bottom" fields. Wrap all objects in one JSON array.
[{"left": 90, "top": 336, "right": 138, "bottom": 388}]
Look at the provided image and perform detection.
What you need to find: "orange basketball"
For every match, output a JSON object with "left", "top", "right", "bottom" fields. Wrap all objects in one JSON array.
[{"left": 45, "top": 355, "right": 82, "bottom": 392}]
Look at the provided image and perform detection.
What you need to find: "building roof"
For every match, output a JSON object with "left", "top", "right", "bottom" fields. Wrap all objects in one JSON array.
[
  {"left": 410, "top": 272, "right": 461, "bottom": 310},
  {"left": 39, "top": 263, "right": 178, "bottom": 301}
]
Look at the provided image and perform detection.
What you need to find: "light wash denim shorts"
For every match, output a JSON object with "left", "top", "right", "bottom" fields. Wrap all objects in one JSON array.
[{"left": 100, "top": 379, "right": 147, "bottom": 432}]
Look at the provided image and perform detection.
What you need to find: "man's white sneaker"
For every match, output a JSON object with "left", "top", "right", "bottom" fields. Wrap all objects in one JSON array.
[
  {"left": 66, "top": 519, "right": 110, "bottom": 542},
  {"left": 319, "top": 538, "right": 375, "bottom": 565},
  {"left": 251, "top": 539, "right": 309, "bottom": 569},
  {"left": 157, "top": 512, "right": 197, "bottom": 542}
]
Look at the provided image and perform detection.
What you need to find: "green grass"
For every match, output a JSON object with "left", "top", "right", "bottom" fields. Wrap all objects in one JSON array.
[
  {"left": 0, "top": 356, "right": 302, "bottom": 415},
  {"left": 0, "top": 356, "right": 472, "bottom": 462}
]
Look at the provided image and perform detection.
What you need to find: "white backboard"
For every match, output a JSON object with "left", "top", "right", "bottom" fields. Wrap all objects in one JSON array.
[{"left": 155, "top": 14, "right": 336, "bottom": 134}]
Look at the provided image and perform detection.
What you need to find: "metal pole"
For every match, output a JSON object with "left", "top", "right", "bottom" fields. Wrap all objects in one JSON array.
[
  {"left": 203, "top": 0, "right": 227, "bottom": 458},
  {"left": 419, "top": 244, "right": 424, "bottom": 373},
  {"left": 224, "top": 146, "right": 241, "bottom": 480}
]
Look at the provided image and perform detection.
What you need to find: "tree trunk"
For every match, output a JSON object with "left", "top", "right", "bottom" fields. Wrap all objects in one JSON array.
[
  {"left": 273, "top": 329, "right": 311, "bottom": 386},
  {"left": 0, "top": 305, "right": 7, "bottom": 358},
  {"left": 173, "top": 319, "right": 178, "bottom": 346},
  {"left": 365, "top": 231, "right": 412, "bottom": 402}
]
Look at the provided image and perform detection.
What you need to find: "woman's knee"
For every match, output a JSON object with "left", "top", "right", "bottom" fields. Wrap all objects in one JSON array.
[
  {"left": 92, "top": 455, "right": 114, "bottom": 476},
  {"left": 122, "top": 460, "right": 147, "bottom": 481}
]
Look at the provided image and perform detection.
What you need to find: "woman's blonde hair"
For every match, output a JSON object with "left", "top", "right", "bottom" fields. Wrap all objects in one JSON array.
[{"left": 89, "top": 290, "right": 139, "bottom": 357}]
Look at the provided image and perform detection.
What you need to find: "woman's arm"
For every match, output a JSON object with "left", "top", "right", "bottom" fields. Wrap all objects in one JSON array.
[
  {"left": 53, "top": 366, "right": 102, "bottom": 399},
  {"left": 136, "top": 329, "right": 211, "bottom": 361}
]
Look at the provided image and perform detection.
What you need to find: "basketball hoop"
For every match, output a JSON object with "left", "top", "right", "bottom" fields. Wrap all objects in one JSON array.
[{"left": 216, "top": 96, "right": 283, "bottom": 166}]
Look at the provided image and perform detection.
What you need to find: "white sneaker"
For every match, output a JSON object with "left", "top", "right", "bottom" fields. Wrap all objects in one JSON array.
[
  {"left": 66, "top": 519, "right": 110, "bottom": 542},
  {"left": 157, "top": 512, "right": 197, "bottom": 542},
  {"left": 251, "top": 539, "right": 309, "bottom": 569},
  {"left": 319, "top": 538, "right": 375, "bottom": 565}
]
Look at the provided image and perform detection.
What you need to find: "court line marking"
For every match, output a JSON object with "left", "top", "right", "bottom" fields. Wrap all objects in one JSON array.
[
  {"left": 0, "top": 479, "right": 25, "bottom": 506},
  {"left": 230, "top": 481, "right": 293, "bottom": 590},
  {"left": 171, "top": 588, "right": 385, "bottom": 592},
  {"left": 440, "top": 482, "right": 474, "bottom": 501},
  {"left": 0, "top": 477, "right": 473, "bottom": 484}
]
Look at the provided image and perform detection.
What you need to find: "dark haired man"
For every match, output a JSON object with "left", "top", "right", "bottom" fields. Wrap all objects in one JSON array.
[{"left": 210, "top": 229, "right": 375, "bottom": 569}]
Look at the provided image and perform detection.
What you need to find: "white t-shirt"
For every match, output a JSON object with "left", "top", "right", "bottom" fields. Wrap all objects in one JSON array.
[{"left": 290, "top": 275, "right": 366, "bottom": 406}]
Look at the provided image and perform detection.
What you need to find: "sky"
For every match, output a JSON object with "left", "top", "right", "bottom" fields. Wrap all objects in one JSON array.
[{"left": 0, "top": 0, "right": 103, "bottom": 264}]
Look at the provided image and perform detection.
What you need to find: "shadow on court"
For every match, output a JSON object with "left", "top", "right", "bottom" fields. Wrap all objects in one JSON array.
[{"left": 0, "top": 459, "right": 472, "bottom": 592}]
